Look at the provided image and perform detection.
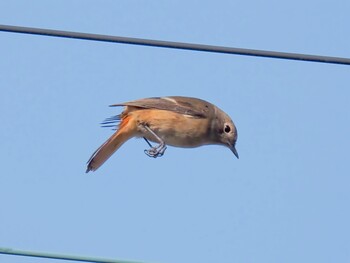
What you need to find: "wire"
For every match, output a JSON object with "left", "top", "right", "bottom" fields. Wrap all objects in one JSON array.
[
  {"left": 1, "top": 24, "right": 350, "bottom": 65},
  {"left": 0, "top": 247, "right": 144, "bottom": 263}
]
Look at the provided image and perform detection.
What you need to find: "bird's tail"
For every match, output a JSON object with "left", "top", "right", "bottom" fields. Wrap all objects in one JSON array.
[{"left": 86, "top": 115, "right": 134, "bottom": 173}]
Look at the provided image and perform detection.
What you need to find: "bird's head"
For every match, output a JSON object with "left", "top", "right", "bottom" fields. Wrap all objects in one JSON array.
[{"left": 212, "top": 107, "right": 239, "bottom": 159}]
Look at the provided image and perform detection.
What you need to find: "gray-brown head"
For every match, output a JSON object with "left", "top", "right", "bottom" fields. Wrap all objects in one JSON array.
[{"left": 210, "top": 106, "right": 239, "bottom": 158}]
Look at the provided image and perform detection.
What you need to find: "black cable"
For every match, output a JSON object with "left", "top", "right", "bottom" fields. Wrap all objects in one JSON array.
[
  {"left": 0, "top": 247, "right": 142, "bottom": 263},
  {"left": 1, "top": 24, "right": 350, "bottom": 65}
]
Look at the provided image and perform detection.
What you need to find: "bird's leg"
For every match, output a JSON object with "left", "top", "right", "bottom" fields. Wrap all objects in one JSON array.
[
  {"left": 143, "top": 137, "right": 153, "bottom": 148},
  {"left": 142, "top": 125, "right": 167, "bottom": 158}
]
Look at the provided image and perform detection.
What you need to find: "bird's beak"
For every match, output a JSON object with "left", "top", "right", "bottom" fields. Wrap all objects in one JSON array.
[{"left": 229, "top": 144, "right": 239, "bottom": 159}]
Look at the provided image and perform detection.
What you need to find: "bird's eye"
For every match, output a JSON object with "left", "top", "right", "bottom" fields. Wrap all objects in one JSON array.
[{"left": 224, "top": 125, "right": 231, "bottom": 133}]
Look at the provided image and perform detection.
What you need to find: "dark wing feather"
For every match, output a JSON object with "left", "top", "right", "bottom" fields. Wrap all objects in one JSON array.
[
  {"left": 100, "top": 114, "right": 121, "bottom": 130},
  {"left": 110, "top": 96, "right": 213, "bottom": 118}
]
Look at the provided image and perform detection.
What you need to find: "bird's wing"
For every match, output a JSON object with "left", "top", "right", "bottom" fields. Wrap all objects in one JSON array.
[{"left": 110, "top": 96, "right": 213, "bottom": 118}]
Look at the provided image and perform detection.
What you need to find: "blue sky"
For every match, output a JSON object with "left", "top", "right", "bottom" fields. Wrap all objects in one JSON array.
[{"left": 1, "top": 1, "right": 349, "bottom": 263}]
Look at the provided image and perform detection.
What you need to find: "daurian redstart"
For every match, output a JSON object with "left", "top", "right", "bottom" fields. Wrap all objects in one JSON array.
[{"left": 86, "top": 96, "right": 238, "bottom": 172}]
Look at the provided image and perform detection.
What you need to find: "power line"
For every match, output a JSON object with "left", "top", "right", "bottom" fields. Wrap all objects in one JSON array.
[
  {"left": 1, "top": 24, "right": 350, "bottom": 65},
  {"left": 0, "top": 247, "right": 144, "bottom": 263}
]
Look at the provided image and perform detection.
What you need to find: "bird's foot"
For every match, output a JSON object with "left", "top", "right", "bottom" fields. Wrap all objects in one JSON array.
[
  {"left": 144, "top": 144, "right": 167, "bottom": 158},
  {"left": 142, "top": 127, "right": 167, "bottom": 158}
]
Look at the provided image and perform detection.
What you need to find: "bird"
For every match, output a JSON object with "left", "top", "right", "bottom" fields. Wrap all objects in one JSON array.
[{"left": 86, "top": 96, "right": 238, "bottom": 173}]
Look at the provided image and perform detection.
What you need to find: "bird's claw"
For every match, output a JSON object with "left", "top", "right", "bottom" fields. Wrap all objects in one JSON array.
[
  {"left": 144, "top": 145, "right": 167, "bottom": 158},
  {"left": 142, "top": 126, "right": 167, "bottom": 158}
]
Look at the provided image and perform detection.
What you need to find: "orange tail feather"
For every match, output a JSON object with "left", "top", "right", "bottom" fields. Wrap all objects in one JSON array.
[{"left": 86, "top": 115, "right": 134, "bottom": 173}]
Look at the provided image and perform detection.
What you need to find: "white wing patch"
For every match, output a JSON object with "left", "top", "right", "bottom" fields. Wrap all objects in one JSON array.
[
  {"left": 183, "top": 114, "right": 196, "bottom": 118},
  {"left": 162, "top": 97, "right": 178, "bottom": 104}
]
